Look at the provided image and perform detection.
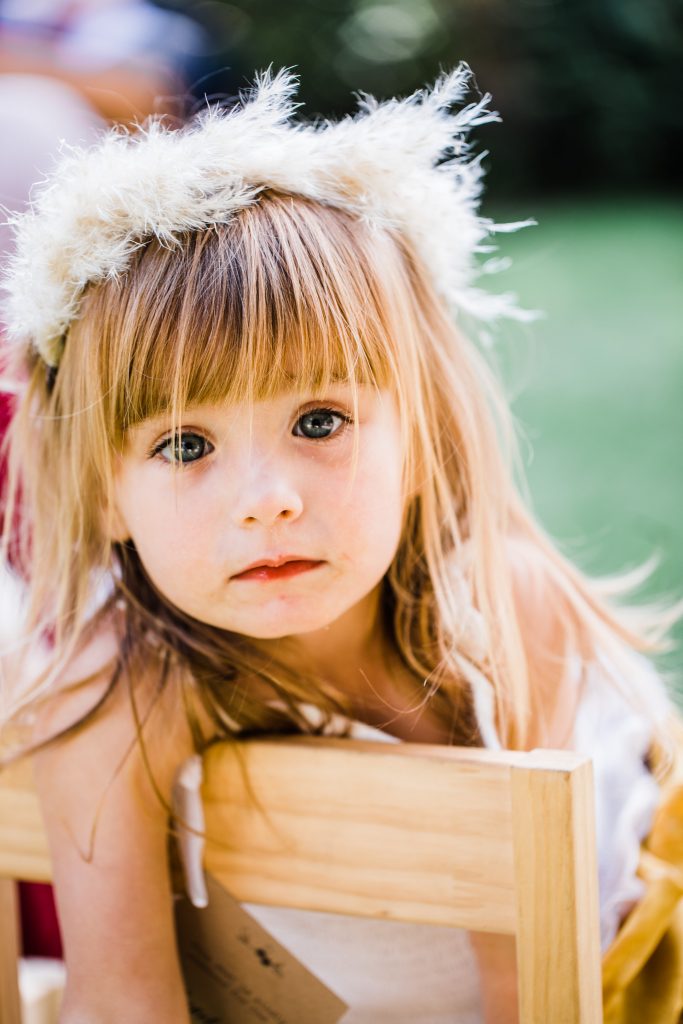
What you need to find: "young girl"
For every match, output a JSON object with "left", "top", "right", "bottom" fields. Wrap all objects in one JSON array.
[{"left": 1, "top": 66, "right": 680, "bottom": 1024}]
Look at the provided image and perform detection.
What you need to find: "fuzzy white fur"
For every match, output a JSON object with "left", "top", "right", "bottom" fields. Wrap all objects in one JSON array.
[{"left": 2, "top": 64, "right": 535, "bottom": 367}]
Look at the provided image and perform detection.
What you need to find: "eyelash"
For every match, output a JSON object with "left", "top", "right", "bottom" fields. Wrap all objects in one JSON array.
[
  {"left": 148, "top": 406, "right": 353, "bottom": 464},
  {"left": 293, "top": 406, "right": 353, "bottom": 441},
  {"left": 149, "top": 432, "right": 213, "bottom": 465}
]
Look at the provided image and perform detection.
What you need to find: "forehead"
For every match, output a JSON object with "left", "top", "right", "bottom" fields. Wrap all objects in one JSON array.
[{"left": 110, "top": 197, "right": 402, "bottom": 433}]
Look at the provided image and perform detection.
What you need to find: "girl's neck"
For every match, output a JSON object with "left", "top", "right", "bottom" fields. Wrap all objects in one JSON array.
[
  {"left": 251, "top": 585, "right": 449, "bottom": 743},
  {"left": 253, "top": 584, "right": 386, "bottom": 697}
]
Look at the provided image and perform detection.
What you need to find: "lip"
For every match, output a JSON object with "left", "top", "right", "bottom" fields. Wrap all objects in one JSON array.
[{"left": 231, "top": 556, "right": 325, "bottom": 582}]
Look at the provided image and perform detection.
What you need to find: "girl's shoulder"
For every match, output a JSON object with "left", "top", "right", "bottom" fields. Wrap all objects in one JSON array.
[
  {"left": 502, "top": 535, "right": 582, "bottom": 747},
  {"left": 504, "top": 534, "right": 675, "bottom": 749},
  {"left": 31, "top": 608, "right": 122, "bottom": 742},
  {"left": 33, "top": 607, "right": 201, "bottom": 797}
]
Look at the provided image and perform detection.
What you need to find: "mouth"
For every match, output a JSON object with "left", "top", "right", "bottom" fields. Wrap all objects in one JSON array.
[{"left": 231, "top": 557, "right": 325, "bottom": 582}]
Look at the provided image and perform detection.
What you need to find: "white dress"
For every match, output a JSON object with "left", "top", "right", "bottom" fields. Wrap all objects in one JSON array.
[{"left": 173, "top": 654, "right": 672, "bottom": 1023}]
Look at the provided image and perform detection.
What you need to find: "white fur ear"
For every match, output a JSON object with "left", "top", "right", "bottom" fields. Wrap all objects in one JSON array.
[{"left": 3, "top": 63, "right": 537, "bottom": 368}]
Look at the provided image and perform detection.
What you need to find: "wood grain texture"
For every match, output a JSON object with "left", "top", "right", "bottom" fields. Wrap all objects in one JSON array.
[
  {"left": 0, "top": 758, "right": 51, "bottom": 881},
  {"left": 202, "top": 739, "right": 594, "bottom": 945},
  {"left": 0, "top": 739, "right": 603, "bottom": 1022},
  {"left": 0, "top": 877, "right": 22, "bottom": 1024},
  {"left": 512, "top": 751, "right": 603, "bottom": 1023}
]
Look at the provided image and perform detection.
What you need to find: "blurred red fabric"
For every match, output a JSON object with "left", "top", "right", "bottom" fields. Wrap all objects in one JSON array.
[
  {"left": 1, "top": 388, "right": 63, "bottom": 957},
  {"left": 19, "top": 882, "right": 63, "bottom": 958},
  {"left": 0, "top": 387, "right": 12, "bottom": 436}
]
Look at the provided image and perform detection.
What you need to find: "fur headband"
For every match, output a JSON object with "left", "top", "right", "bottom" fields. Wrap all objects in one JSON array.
[{"left": 2, "top": 64, "right": 536, "bottom": 368}]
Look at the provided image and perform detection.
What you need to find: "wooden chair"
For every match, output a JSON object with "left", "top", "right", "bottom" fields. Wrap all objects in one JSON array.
[{"left": 0, "top": 738, "right": 603, "bottom": 1023}]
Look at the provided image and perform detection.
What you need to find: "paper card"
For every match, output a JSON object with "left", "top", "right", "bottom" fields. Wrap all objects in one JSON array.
[{"left": 175, "top": 873, "right": 348, "bottom": 1024}]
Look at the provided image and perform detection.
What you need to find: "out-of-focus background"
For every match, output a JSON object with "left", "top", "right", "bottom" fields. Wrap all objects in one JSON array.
[{"left": 1, "top": 0, "right": 681, "bottom": 677}]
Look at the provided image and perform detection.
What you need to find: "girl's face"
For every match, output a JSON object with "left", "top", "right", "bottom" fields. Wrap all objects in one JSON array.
[{"left": 112, "top": 385, "right": 405, "bottom": 640}]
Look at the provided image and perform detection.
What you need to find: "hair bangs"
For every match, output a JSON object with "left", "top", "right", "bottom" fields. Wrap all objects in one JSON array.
[{"left": 101, "top": 192, "right": 399, "bottom": 433}]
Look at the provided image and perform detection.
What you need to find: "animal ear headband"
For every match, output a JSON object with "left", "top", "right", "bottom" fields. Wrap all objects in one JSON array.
[{"left": 2, "top": 64, "right": 536, "bottom": 369}]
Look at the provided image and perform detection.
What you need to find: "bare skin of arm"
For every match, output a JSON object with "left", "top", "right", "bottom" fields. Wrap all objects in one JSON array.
[
  {"left": 469, "top": 932, "right": 519, "bottom": 1024},
  {"left": 32, "top": 626, "right": 197, "bottom": 1024}
]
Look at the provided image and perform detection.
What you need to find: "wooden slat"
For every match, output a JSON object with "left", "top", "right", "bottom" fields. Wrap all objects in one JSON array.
[
  {"left": 202, "top": 738, "right": 593, "bottom": 936},
  {"left": 0, "top": 737, "right": 601, "bottom": 1023},
  {"left": 0, "top": 759, "right": 52, "bottom": 882},
  {"left": 512, "top": 751, "right": 602, "bottom": 1023},
  {"left": 0, "top": 878, "right": 22, "bottom": 1024}
]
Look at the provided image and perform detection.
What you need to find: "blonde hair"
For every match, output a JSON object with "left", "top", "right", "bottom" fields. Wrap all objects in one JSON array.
[{"left": 3, "top": 191, "right": 677, "bottom": 754}]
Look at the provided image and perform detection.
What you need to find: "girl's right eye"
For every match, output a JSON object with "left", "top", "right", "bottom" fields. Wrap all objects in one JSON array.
[{"left": 152, "top": 432, "right": 214, "bottom": 465}]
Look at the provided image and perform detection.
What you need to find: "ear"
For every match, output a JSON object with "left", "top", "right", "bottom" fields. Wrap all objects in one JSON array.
[
  {"left": 103, "top": 499, "right": 130, "bottom": 544},
  {"left": 105, "top": 451, "right": 131, "bottom": 543}
]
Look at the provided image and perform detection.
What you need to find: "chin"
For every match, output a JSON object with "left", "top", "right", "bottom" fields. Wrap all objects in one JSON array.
[{"left": 225, "top": 604, "right": 346, "bottom": 640}]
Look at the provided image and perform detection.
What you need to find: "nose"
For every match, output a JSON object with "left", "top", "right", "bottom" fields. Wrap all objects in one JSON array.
[{"left": 231, "top": 463, "right": 304, "bottom": 529}]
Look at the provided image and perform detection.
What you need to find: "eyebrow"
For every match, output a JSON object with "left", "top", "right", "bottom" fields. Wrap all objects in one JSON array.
[{"left": 123, "top": 385, "right": 376, "bottom": 432}]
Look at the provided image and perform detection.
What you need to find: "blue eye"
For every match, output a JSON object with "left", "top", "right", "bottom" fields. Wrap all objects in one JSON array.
[
  {"left": 154, "top": 432, "right": 213, "bottom": 464},
  {"left": 293, "top": 408, "right": 349, "bottom": 440}
]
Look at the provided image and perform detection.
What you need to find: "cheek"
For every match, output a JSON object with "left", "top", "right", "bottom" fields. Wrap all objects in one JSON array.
[
  {"left": 115, "top": 475, "right": 218, "bottom": 581},
  {"left": 130, "top": 521, "right": 220, "bottom": 616},
  {"left": 340, "top": 445, "right": 405, "bottom": 566}
]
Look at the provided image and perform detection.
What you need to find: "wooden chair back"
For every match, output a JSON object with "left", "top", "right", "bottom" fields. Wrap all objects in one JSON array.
[{"left": 0, "top": 738, "right": 603, "bottom": 1023}]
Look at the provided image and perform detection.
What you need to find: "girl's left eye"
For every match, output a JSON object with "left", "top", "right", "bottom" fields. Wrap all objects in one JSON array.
[
  {"left": 153, "top": 432, "right": 214, "bottom": 464},
  {"left": 293, "top": 408, "right": 350, "bottom": 440}
]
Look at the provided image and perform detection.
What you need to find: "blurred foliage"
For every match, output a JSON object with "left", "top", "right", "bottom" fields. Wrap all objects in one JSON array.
[{"left": 157, "top": 0, "right": 682, "bottom": 196}]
